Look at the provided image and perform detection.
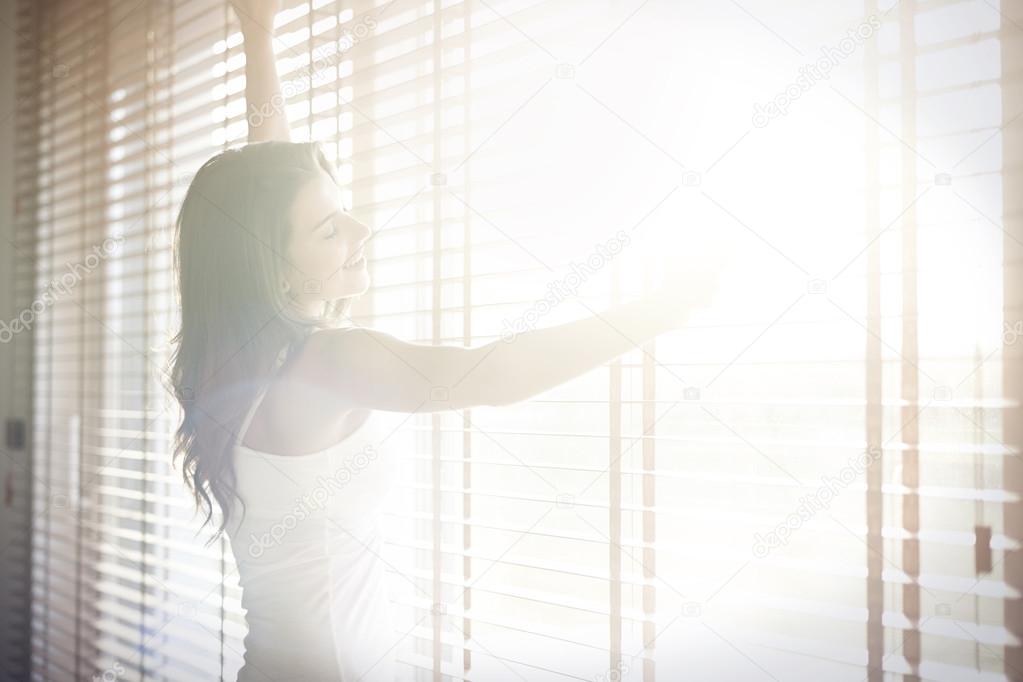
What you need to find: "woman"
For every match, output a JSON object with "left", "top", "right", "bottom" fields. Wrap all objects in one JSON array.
[{"left": 168, "top": 1, "right": 717, "bottom": 679}]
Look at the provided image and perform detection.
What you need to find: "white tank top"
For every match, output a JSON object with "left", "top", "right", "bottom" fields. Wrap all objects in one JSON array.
[{"left": 224, "top": 343, "right": 404, "bottom": 681}]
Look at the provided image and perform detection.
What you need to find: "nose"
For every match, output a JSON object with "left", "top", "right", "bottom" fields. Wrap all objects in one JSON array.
[{"left": 349, "top": 214, "right": 372, "bottom": 244}]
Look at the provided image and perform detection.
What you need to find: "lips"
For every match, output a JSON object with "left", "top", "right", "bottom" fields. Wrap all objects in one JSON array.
[{"left": 342, "top": 247, "right": 366, "bottom": 270}]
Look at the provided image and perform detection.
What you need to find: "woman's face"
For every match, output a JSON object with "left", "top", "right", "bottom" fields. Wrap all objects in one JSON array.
[{"left": 284, "top": 169, "right": 371, "bottom": 308}]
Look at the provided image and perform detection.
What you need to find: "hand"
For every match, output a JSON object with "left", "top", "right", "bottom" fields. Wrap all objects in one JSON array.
[{"left": 230, "top": 0, "right": 281, "bottom": 33}]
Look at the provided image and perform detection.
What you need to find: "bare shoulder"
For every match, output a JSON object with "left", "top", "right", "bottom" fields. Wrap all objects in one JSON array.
[
  {"left": 291, "top": 327, "right": 361, "bottom": 383},
  {"left": 299, "top": 326, "right": 398, "bottom": 368},
  {"left": 288, "top": 325, "right": 448, "bottom": 413},
  {"left": 289, "top": 326, "right": 403, "bottom": 394}
]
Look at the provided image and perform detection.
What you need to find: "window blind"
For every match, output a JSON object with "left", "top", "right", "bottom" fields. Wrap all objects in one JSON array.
[{"left": 10, "top": 0, "right": 1022, "bottom": 681}]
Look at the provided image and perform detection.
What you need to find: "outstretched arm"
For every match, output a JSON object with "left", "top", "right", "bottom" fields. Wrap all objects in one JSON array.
[
  {"left": 301, "top": 284, "right": 703, "bottom": 414},
  {"left": 232, "top": 0, "right": 291, "bottom": 143}
]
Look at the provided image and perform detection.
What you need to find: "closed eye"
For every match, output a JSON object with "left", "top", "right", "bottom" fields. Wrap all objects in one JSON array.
[{"left": 314, "top": 210, "right": 342, "bottom": 239}]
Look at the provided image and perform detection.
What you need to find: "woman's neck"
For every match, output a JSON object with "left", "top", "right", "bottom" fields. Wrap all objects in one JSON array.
[{"left": 282, "top": 296, "right": 328, "bottom": 322}]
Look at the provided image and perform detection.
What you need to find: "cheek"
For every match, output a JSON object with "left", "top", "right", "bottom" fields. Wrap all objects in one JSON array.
[{"left": 292, "top": 238, "right": 346, "bottom": 278}]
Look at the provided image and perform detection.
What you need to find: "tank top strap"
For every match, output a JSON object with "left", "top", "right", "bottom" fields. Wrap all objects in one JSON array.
[{"left": 236, "top": 341, "right": 293, "bottom": 448}]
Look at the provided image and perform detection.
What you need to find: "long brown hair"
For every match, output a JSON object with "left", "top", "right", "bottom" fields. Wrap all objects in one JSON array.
[{"left": 167, "top": 141, "right": 350, "bottom": 543}]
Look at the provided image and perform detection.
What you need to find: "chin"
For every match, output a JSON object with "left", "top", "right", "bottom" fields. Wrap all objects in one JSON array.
[{"left": 337, "top": 271, "right": 371, "bottom": 297}]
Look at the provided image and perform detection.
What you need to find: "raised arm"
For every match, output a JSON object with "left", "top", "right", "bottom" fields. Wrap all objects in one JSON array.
[
  {"left": 299, "top": 284, "right": 704, "bottom": 414},
  {"left": 232, "top": 0, "right": 292, "bottom": 143}
]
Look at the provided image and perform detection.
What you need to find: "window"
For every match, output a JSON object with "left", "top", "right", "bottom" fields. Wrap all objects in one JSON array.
[{"left": 12, "top": 0, "right": 1022, "bottom": 680}]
